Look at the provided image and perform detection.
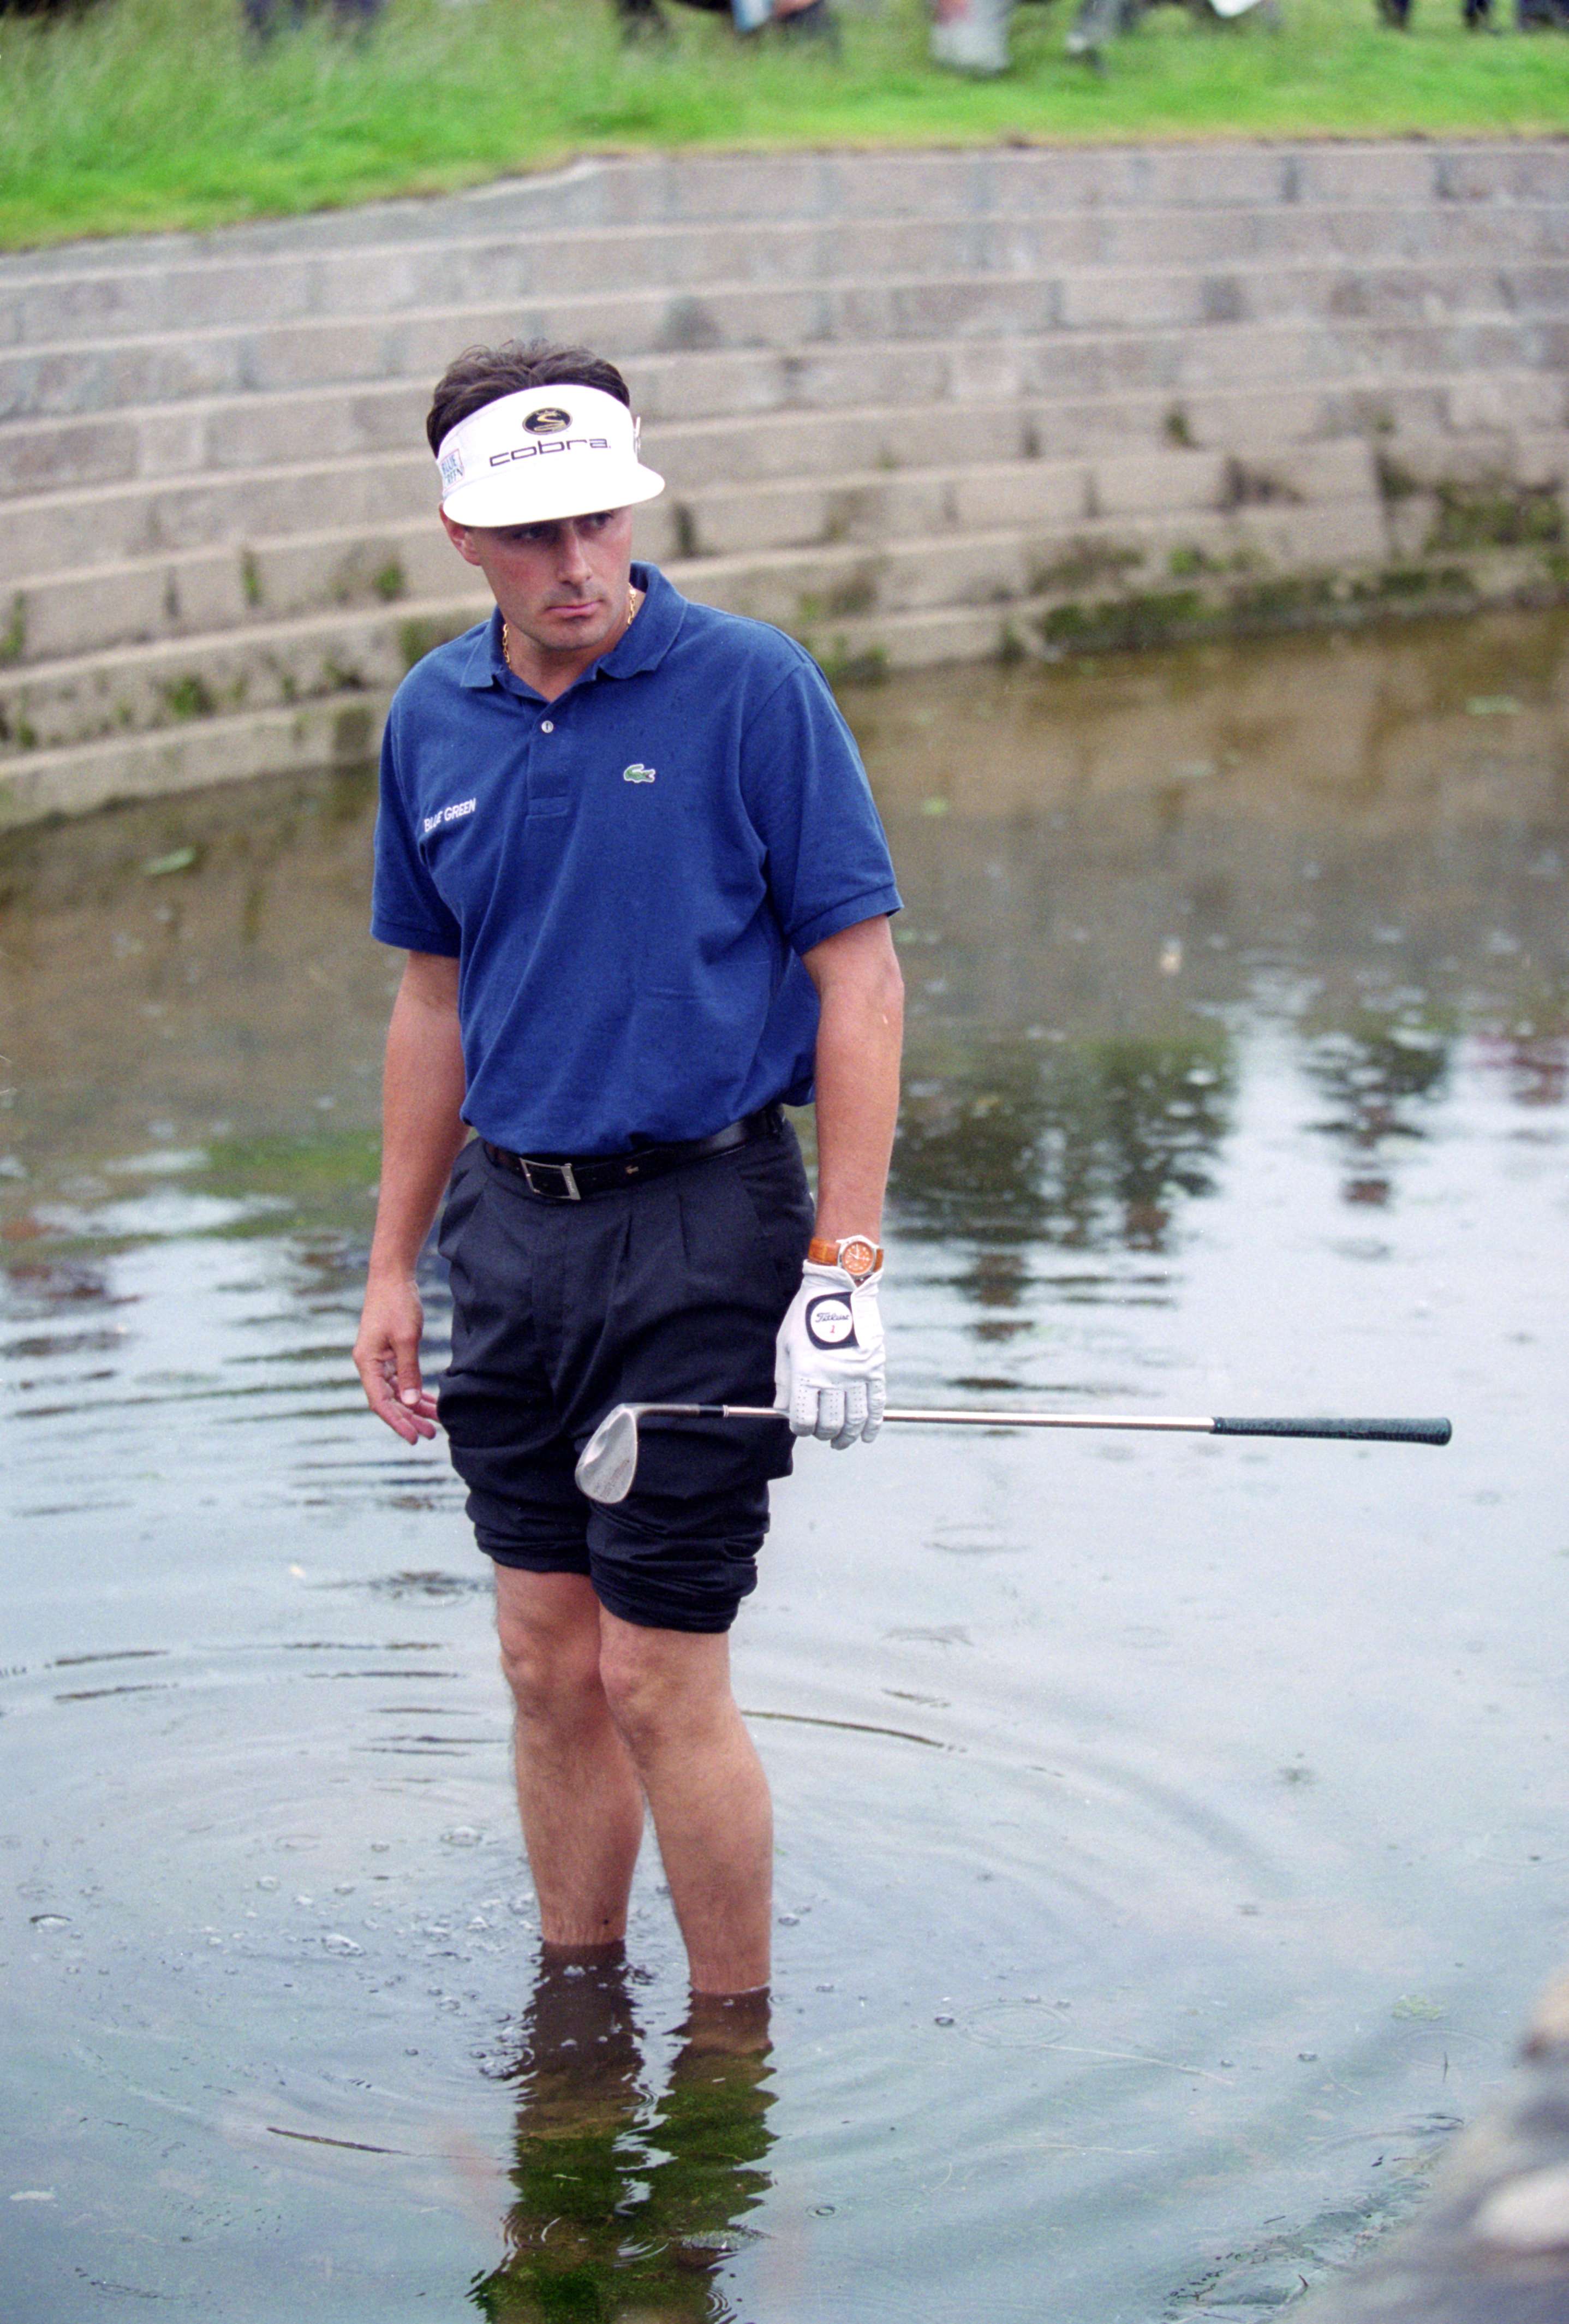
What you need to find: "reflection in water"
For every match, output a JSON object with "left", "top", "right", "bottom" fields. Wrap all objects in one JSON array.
[
  {"left": 473, "top": 1954, "right": 773, "bottom": 2322},
  {"left": 890, "top": 1034, "right": 1234, "bottom": 1329},
  {"left": 1302, "top": 1013, "right": 1453, "bottom": 1207}
]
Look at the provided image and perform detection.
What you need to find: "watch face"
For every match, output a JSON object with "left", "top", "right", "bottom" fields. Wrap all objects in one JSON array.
[{"left": 839, "top": 1237, "right": 878, "bottom": 1282}]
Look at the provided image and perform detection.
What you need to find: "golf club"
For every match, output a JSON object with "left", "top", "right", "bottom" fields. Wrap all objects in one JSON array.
[{"left": 574, "top": 1401, "right": 1453, "bottom": 1505}]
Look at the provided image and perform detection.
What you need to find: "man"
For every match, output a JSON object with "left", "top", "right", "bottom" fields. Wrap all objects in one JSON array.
[{"left": 353, "top": 341, "right": 903, "bottom": 1999}]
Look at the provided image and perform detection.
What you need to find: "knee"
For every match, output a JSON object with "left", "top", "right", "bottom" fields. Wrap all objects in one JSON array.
[
  {"left": 599, "top": 1630, "right": 732, "bottom": 1761},
  {"left": 598, "top": 1641, "right": 690, "bottom": 1757},
  {"left": 498, "top": 1615, "right": 603, "bottom": 1728}
]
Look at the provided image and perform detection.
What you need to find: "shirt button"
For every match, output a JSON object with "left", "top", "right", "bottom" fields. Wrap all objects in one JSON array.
[{"left": 540, "top": 719, "right": 554, "bottom": 734}]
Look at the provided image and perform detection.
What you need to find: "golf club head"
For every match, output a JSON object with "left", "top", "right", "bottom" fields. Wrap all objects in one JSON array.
[{"left": 574, "top": 1403, "right": 642, "bottom": 1504}]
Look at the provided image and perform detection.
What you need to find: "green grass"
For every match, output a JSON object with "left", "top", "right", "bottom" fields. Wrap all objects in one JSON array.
[{"left": 0, "top": 0, "right": 1565, "bottom": 249}]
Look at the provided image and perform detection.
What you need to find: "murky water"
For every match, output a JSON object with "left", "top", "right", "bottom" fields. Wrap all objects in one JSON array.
[{"left": 3, "top": 610, "right": 1567, "bottom": 2322}]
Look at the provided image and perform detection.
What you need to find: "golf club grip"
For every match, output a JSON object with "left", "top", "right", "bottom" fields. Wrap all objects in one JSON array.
[{"left": 1212, "top": 1415, "right": 1452, "bottom": 1447}]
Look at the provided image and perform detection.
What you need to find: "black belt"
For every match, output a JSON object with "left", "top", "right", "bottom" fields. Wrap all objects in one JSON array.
[{"left": 482, "top": 1105, "right": 782, "bottom": 1202}]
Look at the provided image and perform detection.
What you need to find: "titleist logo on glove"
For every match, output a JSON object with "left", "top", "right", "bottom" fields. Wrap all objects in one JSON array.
[{"left": 774, "top": 1241, "right": 886, "bottom": 1449}]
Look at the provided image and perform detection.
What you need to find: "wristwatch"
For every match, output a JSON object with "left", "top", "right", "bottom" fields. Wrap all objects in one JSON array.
[{"left": 808, "top": 1234, "right": 884, "bottom": 1281}]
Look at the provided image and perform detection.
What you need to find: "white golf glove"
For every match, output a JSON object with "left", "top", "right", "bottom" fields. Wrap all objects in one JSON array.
[{"left": 774, "top": 1236, "right": 885, "bottom": 1450}]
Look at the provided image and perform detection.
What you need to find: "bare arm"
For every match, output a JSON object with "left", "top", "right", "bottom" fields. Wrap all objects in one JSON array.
[
  {"left": 353, "top": 951, "right": 468, "bottom": 1443},
  {"left": 802, "top": 915, "right": 905, "bottom": 1241}
]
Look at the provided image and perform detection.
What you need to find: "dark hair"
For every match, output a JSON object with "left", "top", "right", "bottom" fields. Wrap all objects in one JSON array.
[{"left": 426, "top": 339, "right": 632, "bottom": 454}]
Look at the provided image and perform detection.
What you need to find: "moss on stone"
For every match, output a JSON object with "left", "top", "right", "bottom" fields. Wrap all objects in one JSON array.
[
  {"left": 817, "top": 639, "right": 889, "bottom": 687},
  {"left": 1220, "top": 458, "right": 1303, "bottom": 511},
  {"left": 1039, "top": 589, "right": 1204, "bottom": 653},
  {"left": 1427, "top": 480, "right": 1564, "bottom": 553},
  {"left": 1375, "top": 452, "right": 1421, "bottom": 504},
  {"left": 331, "top": 703, "right": 375, "bottom": 762},
  {"left": 1230, "top": 574, "right": 1339, "bottom": 622},
  {"left": 0, "top": 594, "right": 27, "bottom": 665},
  {"left": 1353, "top": 565, "right": 1435, "bottom": 601},
  {"left": 1031, "top": 541, "right": 1144, "bottom": 594},
  {"left": 160, "top": 672, "right": 217, "bottom": 719},
  {"left": 397, "top": 616, "right": 467, "bottom": 671},
  {"left": 1170, "top": 544, "right": 1258, "bottom": 580},
  {"left": 824, "top": 570, "right": 878, "bottom": 619}
]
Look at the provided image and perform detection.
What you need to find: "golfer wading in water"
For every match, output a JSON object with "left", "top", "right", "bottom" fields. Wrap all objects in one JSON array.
[{"left": 354, "top": 341, "right": 904, "bottom": 1997}]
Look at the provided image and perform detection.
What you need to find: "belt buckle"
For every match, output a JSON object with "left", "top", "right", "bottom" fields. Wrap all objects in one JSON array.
[{"left": 522, "top": 1157, "right": 581, "bottom": 1201}]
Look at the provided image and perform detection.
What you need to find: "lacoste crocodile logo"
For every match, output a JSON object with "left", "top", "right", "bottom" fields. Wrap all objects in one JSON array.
[{"left": 622, "top": 763, "right": 657, "bottom": 784}]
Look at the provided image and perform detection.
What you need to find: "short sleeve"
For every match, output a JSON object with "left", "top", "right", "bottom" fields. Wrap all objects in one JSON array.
[
  {"left": 370, "top": 706, "right": 462, "bottom": 957},
  {"left": 741, "top": 657, "right": 902, "bottom": 956}
]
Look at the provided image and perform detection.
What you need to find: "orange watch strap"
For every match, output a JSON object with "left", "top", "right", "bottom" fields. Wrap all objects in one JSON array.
[{"left": 808, "top": 1235, "right": 884, "bottom": 1277}]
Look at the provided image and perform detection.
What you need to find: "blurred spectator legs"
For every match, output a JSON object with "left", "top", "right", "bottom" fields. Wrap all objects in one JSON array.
[
  {"left": 244, "top": 0, "right": 381, "bottom": 36},
  {"left": 615, "top": 0, "right": 839, "bottom": 39},
  {"left": 1064, "top": 0, "right": 1140, "bottom": 58},
  {"left": 930, "top": 0, "right": 1015, "bottom": 71},
  {"left": 242, "top": 0, "right": 302, "bottom": 33},
  {"left": 1380, "top": 0, "right": 1564, "bottom": 24},
  {"left": 772, "top": 0, "right": 840, "bottom": 42}
]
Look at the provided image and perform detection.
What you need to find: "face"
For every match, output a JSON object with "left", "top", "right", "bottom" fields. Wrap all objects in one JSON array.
[{"left": 441, "top": 506, "right": 636, "bottom": 664}]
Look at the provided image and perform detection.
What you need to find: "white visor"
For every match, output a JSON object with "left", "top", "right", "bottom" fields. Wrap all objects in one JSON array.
[{"left": 435, "top": 384, "right": 665, "bottom": 529}]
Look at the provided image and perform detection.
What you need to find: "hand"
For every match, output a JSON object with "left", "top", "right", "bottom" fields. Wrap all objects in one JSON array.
[
  {"left": 774, "top": 1254, "right": 885, "bottom": 1449},
  {"left": 353, "top": 1273, "right": 440, "bottom": 1444}
]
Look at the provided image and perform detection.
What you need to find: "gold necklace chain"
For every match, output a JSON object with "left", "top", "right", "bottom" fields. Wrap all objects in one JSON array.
[{"left": 503, "top": 582, "right": 640, "bottom": 677}]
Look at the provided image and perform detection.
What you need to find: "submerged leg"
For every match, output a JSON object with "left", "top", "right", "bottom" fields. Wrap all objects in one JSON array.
[
  {"left": 598, "top": 1610, "right": 773, "bottom": 1994},
  {"left": 496, "top": 1568, "right": 646, "bottom": 1948}
]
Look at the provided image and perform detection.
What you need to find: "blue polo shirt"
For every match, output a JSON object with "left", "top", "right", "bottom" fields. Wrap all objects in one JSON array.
[{"left": 372, "top": 564, "right": 901, "bottom": 1157}]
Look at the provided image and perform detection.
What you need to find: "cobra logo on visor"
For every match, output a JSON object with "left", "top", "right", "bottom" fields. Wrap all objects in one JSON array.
[{"left": 524, "top": 407, "right": 572, "bottom": 436}]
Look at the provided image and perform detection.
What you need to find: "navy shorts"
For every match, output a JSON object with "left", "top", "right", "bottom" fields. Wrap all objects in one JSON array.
[{"left": 435, "top": 1118, "right": 814, "bottom": 1634}]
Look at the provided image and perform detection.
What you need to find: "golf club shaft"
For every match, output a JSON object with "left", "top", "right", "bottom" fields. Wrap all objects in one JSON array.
[{"left": 646, "top": 1405, "right": 1452, "bottom": 1448}]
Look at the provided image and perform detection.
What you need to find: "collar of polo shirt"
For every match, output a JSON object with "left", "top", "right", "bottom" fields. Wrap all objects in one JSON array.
[{"left": 435, "top": 385, "right": 665, "bottom": 531}]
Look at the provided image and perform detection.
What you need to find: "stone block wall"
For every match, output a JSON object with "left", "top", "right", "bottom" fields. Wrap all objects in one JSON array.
[{"left": 2, "top": 141, "right": 1567, "bottom": 826}]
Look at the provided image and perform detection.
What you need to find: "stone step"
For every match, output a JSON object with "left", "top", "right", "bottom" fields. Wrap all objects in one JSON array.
[
  {"left": 5, "top": 368, "right": 1562, "bottom": 602},
  {"left": 0, "top": 494, "right": 1409, "bottom": 755},
  {"left": 5, "top": 521, "right": 1550, "bottom": 832},
  {"left": 3, "top": 447, "right": 433, "bottom": 585},
  {"left": 6, "top": 138, "right": 1567, "bottom": 828},
  {"left": 5, "top": 202, "right": 1568, "bottom": 351},
  {"left": 5, "top": 316, "right": 1567, "bottom": 504},
  {"left": 5, "top": 517, "right": 469, "bottom": 668},
  {"left": 0, "top": 386, "right": 1359, "bottom": 577},
  {"left": 4, "top": 441, "right": 1392, "bottom": 665},
  {"left": 679, "top": 501, "right": 1395, "bottom": 630},
  {"left": 775, "top": 545, "right": 1552, "bottom": 675},
  {"left": 0, "top": 591, "right": 486, "bottom": 757},
  {"left": 6, "top": 260, "right": 1567, "bottom": 425},
  {"left": 3, "top": 141, "right": 1566, "bottom": 298},
  {"left": 0, "top": 690, "right": 385, "bottom": 831}
]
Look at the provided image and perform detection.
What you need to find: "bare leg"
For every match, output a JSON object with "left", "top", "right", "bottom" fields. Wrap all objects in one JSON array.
[
  {"left": 598, "top": 1611, "right": 773, "bottom": 1995},
  {"left": 495, "top": 1569, "right": 646, "bottom": 1948}
]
